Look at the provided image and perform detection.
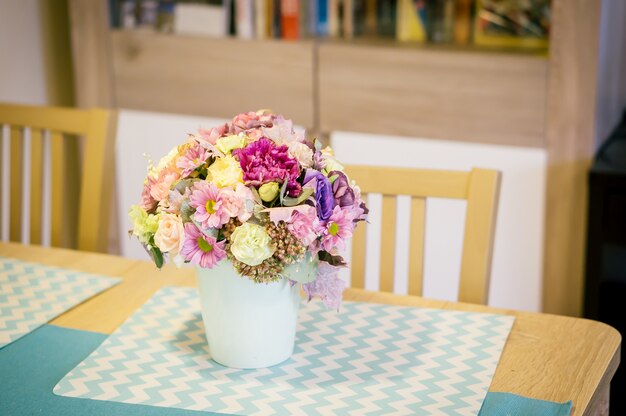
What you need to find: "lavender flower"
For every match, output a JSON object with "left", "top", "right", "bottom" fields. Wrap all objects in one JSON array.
[
  {"left": 328, "top": 171, "right": 355, "bottom": 207},
  {"left": 303, "top": 261, "right": 345, "bottom": 309},
  {"left": 234, "top": 137, "right": 302, "bottom": 197},
  {"left": 303, "top": 169, "right": 335, "bottom": 221}
]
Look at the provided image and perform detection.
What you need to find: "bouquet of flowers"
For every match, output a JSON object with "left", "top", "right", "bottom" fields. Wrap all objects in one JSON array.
[{"left": 129, "top": 110, "right": 368, "bottom": 308}]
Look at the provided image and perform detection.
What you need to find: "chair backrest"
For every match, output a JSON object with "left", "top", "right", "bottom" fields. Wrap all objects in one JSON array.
[
  {"left": 345, "top": 165, "right": 501, "bottom": 305},
  {"left": 0, "top": 103, "right": 115, "bottom": 252}
]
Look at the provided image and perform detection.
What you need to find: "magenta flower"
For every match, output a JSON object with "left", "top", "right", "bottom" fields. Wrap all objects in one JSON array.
[
  {"left": 303, "top": 261, "right": 345, "bottom": 309},
  {"left": 319, "top": 206, "right": 355, "bottom": 252},
  {"left": 233, "top": 137, "right": 302, "bottom": 197},
  {"left": 177, "top": 144, "right": 210, "bottom": 177},
  {"left": 180, "top": 223, "right": 226, "bottom": 268},
  {"left": 188, "top": 182, "right": 231, "bottom": 229}
]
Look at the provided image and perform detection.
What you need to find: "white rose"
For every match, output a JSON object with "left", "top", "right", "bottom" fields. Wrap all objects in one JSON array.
[
  {"left": 229, "top": 222, "right": 275, "bottom": 266},
  {"left": 288, "top": 141, "right": 313, "bottom": 168},
  {"left": 154, "top": 213, "right": 185, "bottom": 255}
]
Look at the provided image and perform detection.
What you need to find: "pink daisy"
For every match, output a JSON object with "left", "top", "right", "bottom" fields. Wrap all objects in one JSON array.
[
  {"left": 180, "top": 223, "right": 226, "bottom": 268},
  {"left": 177, "top": 144, "right": 210, "bottom": 177},
  {"left": 189, "top": 182, "right": 231, "bottom": 229},
  {"left": 198, "top": 124, "right": 229, "bottom": 145},
  {"left": 319, "top": 206, "right": 355, "bottom": 252}
]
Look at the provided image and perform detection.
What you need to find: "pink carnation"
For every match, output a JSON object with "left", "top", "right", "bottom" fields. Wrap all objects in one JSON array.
[
  {"left": 230, "top": 111, "right": 275, "bottom": 134},
  {"left": 150, "top": 169, "right": 180, "bottom": 202},
  {"left": 140, "top": 178, "right": 157, "bottom": 212},
  {"left": 287, "top": 206, "right": 319, "bottom": 247},
  {"left": 198, "top": 123, "right": 229, "bottom": 145}
]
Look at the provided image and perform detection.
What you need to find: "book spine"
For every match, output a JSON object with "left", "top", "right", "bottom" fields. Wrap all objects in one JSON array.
[
  {"left": 255, "top": 0, "right": 267, "bottom": 38},
  {"left": 343, "top": 0, "right": 354, "bottom": 38},
  {"left": 362, "top": 0, "right": 376, "bottom": 36},
  {"left": 236, "top": 0, "right": 254, "bottom": 38},
  {"left": 453, "top": 0, "right": 471, "bottom": 44},
  {"left": 377, "top": 0, "right": 396, "bottom": 38},
  {"left": 309, "top": 0, "right": 318, "bottom": 35},
  {"left": 281, "top": 0, "right": 300, "bottom": 39},
  {"left": 299, "top": 0, "right": 310, "bottom": 38},
  {"left": 328, "top": 0, "right": 339, "bottom": 37},
  {"left": 316, "top": 0, "right": 328, "bottom": 36},
  {"left": 273, "top": 0, "right": 282, "bottom": 37}
]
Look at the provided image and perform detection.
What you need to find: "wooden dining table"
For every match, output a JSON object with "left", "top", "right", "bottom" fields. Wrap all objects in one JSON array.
[{"left": 0, "top": 241, "right": 621, "bottom": 416}]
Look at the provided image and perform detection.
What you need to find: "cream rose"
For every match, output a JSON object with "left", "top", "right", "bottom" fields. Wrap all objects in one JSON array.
[
  {"left": 207, "top": 154, "right": 243, "bottom": 188},
  {"left": 154, "top": 213, "right": 185, "bottom": 255},
  {"left": 288, "top": 141, "right": 313, "bottom": 168},
  {"left": 229, "top": 222, "right": 275, "bottom": 266}
]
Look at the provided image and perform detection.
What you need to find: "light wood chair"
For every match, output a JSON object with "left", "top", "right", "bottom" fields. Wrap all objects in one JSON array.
[
  {"left": 0, "top": 103, "right": 116, "bottom": 252},
  {"left": 345, "top": 166, "right": 501, "bottom": 305}
]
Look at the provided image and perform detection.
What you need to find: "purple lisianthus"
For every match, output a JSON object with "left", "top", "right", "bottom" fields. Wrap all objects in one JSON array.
[
  {"left": 303, "top": 169, "right": 335, "bottom": 221},
  {"left": 233, "top": 137, "right": 302, "bottom": 197},
  {"left": 328, "top": 171, "right": 355, "bottom": 207},
  {"left": 303, "top": 261, "right": 345, "bottom": 309}
]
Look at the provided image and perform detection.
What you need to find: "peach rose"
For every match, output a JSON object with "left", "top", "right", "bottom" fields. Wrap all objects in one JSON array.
[{"left": 154, "top": 213, "right": 185, "bottom": 255}]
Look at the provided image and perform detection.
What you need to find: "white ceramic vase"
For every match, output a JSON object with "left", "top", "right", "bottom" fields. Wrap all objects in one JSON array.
[{"left": 196, "top": 259, "right": 316, "bottom": 369}]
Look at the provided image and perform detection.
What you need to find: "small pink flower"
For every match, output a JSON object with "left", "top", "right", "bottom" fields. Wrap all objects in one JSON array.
[
  {"left": 319, "top": 206, "right": 355, "bottom": 252},
  {"left": 177, "top": 144, "right": 210, "bottom": 177},
  {"left": 180, "top": 223, "right": 226, "bottom": 268},
  {"left": 150, "top": 169, "right": 180, "bottom": 202},
  {"left": 287, "top": 206, "right": 319, "bottom": 247},
  {"left": 189, "top": 182, "right": 231, "bottom": 229},
  {"left": 198, "top": 124, "right": 229, "bottom": 145},
  {"left": 140, "top": 178, "right": 157, "bottom": 212},
  {"left": 230, "top": 111, "right": 274, "bottom": 134}
]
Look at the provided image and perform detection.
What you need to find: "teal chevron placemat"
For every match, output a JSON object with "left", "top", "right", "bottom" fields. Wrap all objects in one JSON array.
[
  {"left": 54, "top": 287, "right": 515, "bottom": 416},
  {"left": 0, "top": 256, "right": 121, "bottom": 348}
]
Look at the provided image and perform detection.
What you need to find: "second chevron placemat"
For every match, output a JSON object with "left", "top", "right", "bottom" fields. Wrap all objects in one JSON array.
[{"left": 55, "top": 286, "right": 514, "bottom": 416}]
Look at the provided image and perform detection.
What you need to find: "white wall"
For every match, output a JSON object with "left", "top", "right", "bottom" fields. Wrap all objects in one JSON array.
[
  {"left": 0, "top": 0, "right": 48, "bottom": 105},
  {"left": 331, "top": 132, "right": 547, "bottom": 313}
]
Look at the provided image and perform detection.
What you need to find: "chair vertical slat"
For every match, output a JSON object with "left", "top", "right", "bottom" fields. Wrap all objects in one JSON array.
[
  {"left": 50, "top": 132, "right": 80, "bottom": 248},
  {"left": 0, "top": 125, "right": 5, "bottom": 240},
  {"left": 30, "top": 129, "right": 44, "bottom": 245},
  {"left": 350, "top": 194, "right": 367, "bottom": 288},
  {"left": 379, "top": 195, "right": 397, "bottom": 292},
  {"left": 408, "top": 197, "right": 426, "bottom": 296},
  {"left": 9, "top": 127, "right": 23, "bottom": 242},
  {"left": 458, "top": 168, "right": 501, "bottom": 304}
]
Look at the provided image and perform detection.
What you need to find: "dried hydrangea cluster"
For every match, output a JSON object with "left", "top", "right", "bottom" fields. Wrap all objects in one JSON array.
[{"left": 129, "top": 110, "right": 368, "bottom": 308}]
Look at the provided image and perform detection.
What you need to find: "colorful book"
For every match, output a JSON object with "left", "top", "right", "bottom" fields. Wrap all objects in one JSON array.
[
  {"left": 281, "top": 0, "right": 300, "bottom": 39},
  {"left": 236, "top": 0, "right": 254, "bottom": 38},
  {"left": 328, "top": 0, "right": 340, "bottom": 37},
  {"left": 343, "top": 0, "right": 354, "bottom": 38},
  {"left": 377, "top": 0, "right": 397, "bottom": 38},
  {"left": 453, "top": 0, "right": 471, "bottom": 44},
  {"left": 473, "top": 0, "right": 550, "bottom": 48},
  {"left": 299, "top": 0, "right": 310, "bottom": 37},
  {"left": 396, "top": 0, "right": 426, "bottom": 42},
  {"left": 363, "top": 0, "right": 377, "bottom": 36},
  {"left": 255, "top": 0, "right": 268, "bottom": 38},
  {"left": 316, "top": 0, "right": 329, "bottom": 36},
  {"left": 174, "top": 2, "right": 226, "bottom": 37},
  {"left": 273, "top": 0, "right": 282, "bottom": 37}
]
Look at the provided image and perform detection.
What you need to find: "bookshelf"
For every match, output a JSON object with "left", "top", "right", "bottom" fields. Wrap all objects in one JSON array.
[{"left": 67, "top": 0, "right": 626, "bottom": 318}]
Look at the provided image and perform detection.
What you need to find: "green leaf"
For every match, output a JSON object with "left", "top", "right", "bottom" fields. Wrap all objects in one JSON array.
[
  {"left": 149, "top": 244, "right": 164, "bottom": 269},
  {"left": 282, "top": 188, "right": 314, "bottom": 207},
  {"left": 278, "top": 180, "right": 289, "bottom": 204}
]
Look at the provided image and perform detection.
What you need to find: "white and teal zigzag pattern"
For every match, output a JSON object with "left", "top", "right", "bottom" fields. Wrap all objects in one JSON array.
[
  {"left": 54, "top": 287, "right": 514, "bottom": 415},
  {"left": 0, "top": 257, "right": 120, "bottom": 348}
]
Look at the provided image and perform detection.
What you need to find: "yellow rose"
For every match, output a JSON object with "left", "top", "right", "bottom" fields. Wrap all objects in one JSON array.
[
  {"left": 129, "top": 205, "right": 159, "bottom": 244},
  {"left": 229, "top": 222, "right": 275, "bottom": 266},
  {"left": 207, "top": 155, "right": 243, "bottom": 188},
  {"left": 154, "top": 213, "right": 185, "bottom": 255},
  {"left": 258, "top": 182, "right": 280, "bottom": 202},
  {"left": 216, "top": 134, "right": 246, "bottom": 154}
]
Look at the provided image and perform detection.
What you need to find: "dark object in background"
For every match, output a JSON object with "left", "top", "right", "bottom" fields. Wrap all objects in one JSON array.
[{"left": 585, "top": 111, "right": 626, "bottom": 415}]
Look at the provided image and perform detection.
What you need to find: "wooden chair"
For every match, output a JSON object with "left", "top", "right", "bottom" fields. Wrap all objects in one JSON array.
[
  {"left": 345, "top": 166, "right": 501, "bottom": 305},
  {"left": 0, "top": 103, "right": 116, "bottom": 252}
]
